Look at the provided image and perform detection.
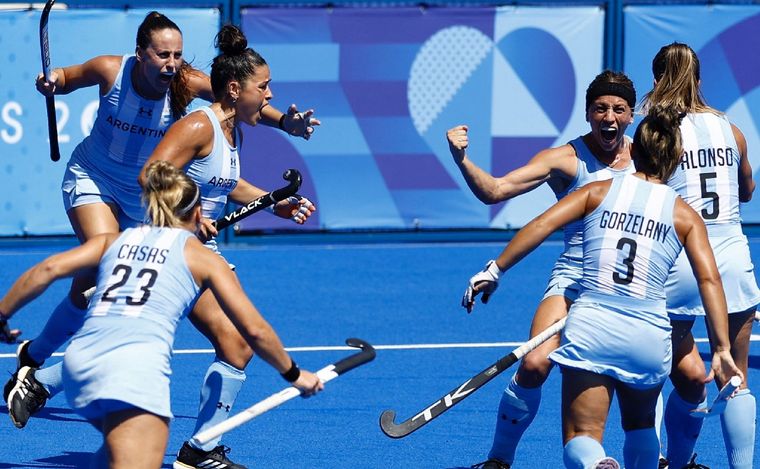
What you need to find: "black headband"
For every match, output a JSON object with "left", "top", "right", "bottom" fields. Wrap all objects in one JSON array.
[
  {"left": 586, "top": 82, "right": 636, "bottom": 109},
  {"left": 177, "top": 184, "right": 200, "bottom": 217}
]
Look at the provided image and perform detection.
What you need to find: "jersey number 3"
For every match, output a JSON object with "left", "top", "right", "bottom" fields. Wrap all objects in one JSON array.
[
  {"left": 101, "top": 264, "right": 159, "bottom": 306},
  {"left": 613, "top": 237, "right": 637, "bottom": 285}
]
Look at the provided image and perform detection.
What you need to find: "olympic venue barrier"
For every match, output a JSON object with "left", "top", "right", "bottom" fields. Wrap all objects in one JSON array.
[{"left": 1, "top": 0, "right": 759, "bottom": 237}]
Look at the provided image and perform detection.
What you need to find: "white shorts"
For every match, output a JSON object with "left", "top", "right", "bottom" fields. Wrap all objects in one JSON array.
[
  {"left": 665, "top": 224, "right": 760, "bottom": 318},
  {"left": 63, "top": 318, "right": 173, "bottom": 421},
  {"left": 61, "top": 151, "right": 144, "bottom": 229},
  {"left": 542, "top": 252, "right": 582, "bottom": 302},
  {"left": 549, "top": 292, "right": 672, "bottom": 389}
]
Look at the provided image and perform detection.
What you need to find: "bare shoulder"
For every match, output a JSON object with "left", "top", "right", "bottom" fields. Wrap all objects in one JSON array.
[
  {"left": 673, "top": 196, "right": 703, "bottom": 239},
  {"left": 581, "top": 178, "right": 612, "bottom": 208},
  {"left": 536, "top": 143, "right": 578, "bottom": 176},
  {"left": 169, "top": 108, "right": 213, "bottom": 140},
  {"left": 183, "top": 236, "right": 214, "bottom": 277},
  {"left": 730, "top": 122, "right": 747, "bottom": 148},
  {"left": 82, "top": 55, "right": 123, "bottom": 77}
]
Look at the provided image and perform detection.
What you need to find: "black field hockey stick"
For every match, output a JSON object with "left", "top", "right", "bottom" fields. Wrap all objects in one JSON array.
[
  {"left": 39, "top": 0, "right": 60, "bottom": 162},
  {"left": 380, "top": 316, "right": 567, "bottom": 438},
  {"left": 191, "top": 338, "right": 376, "bottom": 445},
  {"left": 213, "top": 168, "right": 302, "bottom": 230}
]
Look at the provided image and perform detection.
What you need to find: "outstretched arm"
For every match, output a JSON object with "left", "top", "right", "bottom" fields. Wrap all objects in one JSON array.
[
  {"left": 463, "top": 182, "right": 602, "bottom": 312},
  {"left": 0, "top": 234, "right": 112, "bottom": 341},
  {"left": 447, "top": 125, "right": 575, "bottom": 204},
  {"left": 35, "top": 55, "right": 121, "bottom": 97}
]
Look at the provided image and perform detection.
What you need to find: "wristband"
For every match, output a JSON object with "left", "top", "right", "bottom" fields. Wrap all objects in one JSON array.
[
  {"left": 0, "top": 315, "right": 6, "bottom": 327},
  {"left": 278, "top": 114, "right": 286, "bottom": 131},
  {"left": 280, "top": 359, "right": 301, "bottom": 383}
]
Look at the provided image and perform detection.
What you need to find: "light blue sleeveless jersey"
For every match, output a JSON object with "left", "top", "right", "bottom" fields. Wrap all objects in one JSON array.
[
  {"left": 581, "top": 174, "right": 682, "bottom": 301},
  {"left": 63, "top": 55, "right": 177, "bottom": 223},
  {"left": 668, "top": 112, "right": 741, "bottom": 226},
  {"left": 549, "top": 175, "right": 681, "bottom": 388},
  {"left": 185, "top": 106, "right": 241, "bottom": 221},
  {"left": 665, "top": 112, "right": 760, "bottom": 316},
  {"left": 541, "top": 136, "right": 635, "bottom": 301},
  {"left": 63, "top": 226, "right": 200, "bottom": 420}
]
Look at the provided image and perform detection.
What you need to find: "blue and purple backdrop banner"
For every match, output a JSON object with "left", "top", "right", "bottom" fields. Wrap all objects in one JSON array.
[
  {"left": 238, "top": 6, "right": 605, "bottom": 232},
  {"left": 624, "top": 5, "right": 760, "bottom": 223}
]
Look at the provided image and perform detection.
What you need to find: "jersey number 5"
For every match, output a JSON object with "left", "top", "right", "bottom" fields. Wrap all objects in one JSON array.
[
  {"left": 101, "top": 264, "right": 159, "bottom": 306},
  {"left": 613, "top": 237, "right": 637, "bottom": 285},
  {"left": 700, "top": 172, "right": 719, "bottom": 220}
]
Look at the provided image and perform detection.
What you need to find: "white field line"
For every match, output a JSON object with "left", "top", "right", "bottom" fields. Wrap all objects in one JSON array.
[{"left": 1, "top": 335, "right": 759, "bottom": 359}]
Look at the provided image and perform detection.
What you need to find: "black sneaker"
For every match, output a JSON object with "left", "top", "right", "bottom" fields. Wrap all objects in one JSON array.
[
  {"left": 471, "top": 459, "right": 511, "bottom": 469},
  {"left": 173, "top": 441, "right": 247, "bottom": 469},
  {"left": 683, "top": 454, "right": 709, "bottom": 469},
  {"left": 7, "top": 366, "right": 49, "bottom": 428},
  {"left": 659, "top": 457, "right": 669, "bottom": 469},
  {"left": 3, "top": 341, "right": 43, "bottom": 402}
]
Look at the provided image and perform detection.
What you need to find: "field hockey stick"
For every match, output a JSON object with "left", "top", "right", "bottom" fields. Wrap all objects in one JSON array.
[
  {"left": 191, "top": 338, "right": 376, "bottom": 446},
  {"left": 213, "top": 169, "right": 302, "bottom": 231},
  {"left": 39, "top": 0, "right": 60, "bottom": 162},
  {"left": 380, "top": 316, "right": 567, "bottom": 438},
  {"left": 754, "top": 310, "right": 759, "bottom": 322},
  {"left": 690, "top": 375, "right": 742, "bottom": 418}
]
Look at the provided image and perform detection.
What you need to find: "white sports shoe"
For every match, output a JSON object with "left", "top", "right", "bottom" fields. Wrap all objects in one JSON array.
[{"left": 593, "top": 457, "right": 620, "bottom": 469}]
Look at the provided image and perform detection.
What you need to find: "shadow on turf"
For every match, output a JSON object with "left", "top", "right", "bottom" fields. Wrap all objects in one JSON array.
[
  {"left": 0, "top": 451, "right": 91, "bottom": 468},
  {"left": 0, "top": 405, "right": 85, "bottom": 424}
]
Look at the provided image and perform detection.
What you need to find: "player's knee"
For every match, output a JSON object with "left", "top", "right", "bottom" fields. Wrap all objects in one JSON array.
[
  {"left": 518, "top": 353, "right": 553, "bottom": 386},
  {"left": 213, "top": 335, "right": 254, "bottom": 368},
  {"left": 621, "top": 412, "right": 655, "bottom": 432}
]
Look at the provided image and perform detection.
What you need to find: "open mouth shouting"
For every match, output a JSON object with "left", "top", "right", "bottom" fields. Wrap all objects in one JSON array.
[
  {"left": 159, "top": 72, "right": 175, "bottom": 84},
  {"left": 600, "top": 126, "right": 618, "bottom": 143}
]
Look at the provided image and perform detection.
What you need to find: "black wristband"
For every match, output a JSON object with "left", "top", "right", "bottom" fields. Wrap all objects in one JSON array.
[
  {"left": 278, "top": 114, "right": 287, "bottom": 131},
  {"left": 0, "top": 315, "right": 6, "bottom": 327},
  {"left": 280, "top": 359, "right": 301, "bottom": 383}
]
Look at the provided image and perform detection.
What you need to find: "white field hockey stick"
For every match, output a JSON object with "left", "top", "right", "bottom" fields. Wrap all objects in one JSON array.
[
  {"left": 380, "top": 316, "right": 567, "bottom": 438},
  {"left": 39, "top": 0, "right": 60, "bottom": 162},
  {"left": 690, "top": 375, "right": 742, "bottom": 418},
  {"left": 192, "top": 338, "right": 376, "bottom": 446},
  {"left": 213, "top": 169, "right": 302, "bottom": 230}
]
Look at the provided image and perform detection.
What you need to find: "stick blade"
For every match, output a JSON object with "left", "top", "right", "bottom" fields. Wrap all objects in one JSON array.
[
  {"left": 379, "top": 410, "right": 413, "bottom": 439},
  {"left": 379, "top": 409, "right": 426, "bottom": 439}
]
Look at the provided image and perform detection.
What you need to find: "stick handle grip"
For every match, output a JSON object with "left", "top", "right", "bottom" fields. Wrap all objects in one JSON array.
[{"left": 45, "top": 96, "right": 60, "bottom": 161}]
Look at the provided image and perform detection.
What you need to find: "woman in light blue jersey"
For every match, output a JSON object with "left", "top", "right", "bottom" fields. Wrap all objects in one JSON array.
[
  {"left": 7, "top": 9, "right": 320, "bottom": 454},
  {"left": 641, "top": 42, "right": 760, "bottom": 469},
  {"left": 0, "top": 161, "right": 322, "bottom": 469},
  {"left": 448, "top": 71, "right": 636, "bottom": 469},
  {"left": 138, "top": 25, "right": 316, "bottom": 469},
  {"left": 463, "top": 106, "right": 741, "bottom": 469},
  {"left": 15, "top": 10, "right": 319, "bottom": 376}
]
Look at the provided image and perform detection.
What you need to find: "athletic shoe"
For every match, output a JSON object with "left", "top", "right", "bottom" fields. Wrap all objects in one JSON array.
[
  {"left": 471, "top": 458, "right": 511, "bottom": 469},
  {"left": 683, "top": 454, "right": 709, "bottom": 469},
  {"left": 3, "top": 340, "right": 43, "bottom": 402},
  {"left": 7, "top": 366, "right": 49, "bottom": 429},
  {"left": 659, "top": 457, "right": 669, "bottom": 469},
  {"left": 593, "top": 457, "right": 620, "bottom": 469},
  {"left": 173, "top": 441, "right": 247, "bottom": 469}
]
